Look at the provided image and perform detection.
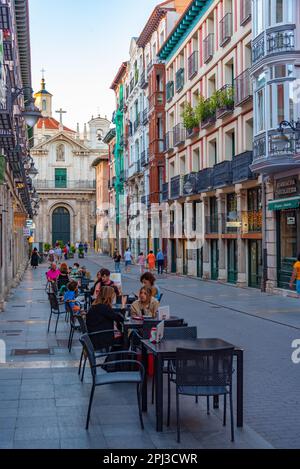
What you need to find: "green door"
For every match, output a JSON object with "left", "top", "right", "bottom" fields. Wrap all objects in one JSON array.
[
  {"left": 197, "top": 247, "right": 203, "bottom": 278},
  {"left": 55, "top": 168, "right": 67, "bottom": 188},
  {"left": 227, "top": 240, "right": 237, "bottom": 284},
  {"left": 52, "top": 207, "right": 70, "bottom": 246},
  {"left": 249, "top": 240, "right": 262, "bottom": 288},
  {"left": 171, "top": 240, "right": 176, "bottom": 273},
  {"left": 211, "top": 240, "right": 219, "bottom": 280},
  {"left": 183, "top": 240, "right": 188, "bottom": 275}
]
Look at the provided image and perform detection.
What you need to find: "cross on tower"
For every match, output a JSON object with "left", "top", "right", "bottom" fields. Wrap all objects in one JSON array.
[{"left": 55, "top": 108, "right": 67, "bottom": 126}]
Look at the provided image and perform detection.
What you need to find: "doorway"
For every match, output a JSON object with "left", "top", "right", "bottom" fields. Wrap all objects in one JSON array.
[
  {"left": 197, "top": 247, "right": 203, "bottom": 278},
  {"left": 248, "top": 240, "right": 262, "bottom": 288},
  {"left": 227, "top": 239, "right": 237, "bottom": 284},
  {"left": 52, "top": 207, "right": 70, "bottom": 246},
  {"left": 211, "top": 240, "right": 219, "bottom": 280},
  {"left": 170, "top": 240, "right": 176, "bottom": 273}
]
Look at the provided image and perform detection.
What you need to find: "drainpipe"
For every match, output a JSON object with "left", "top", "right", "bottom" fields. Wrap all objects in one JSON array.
[{"left": 261, "top": 174, "right": 268, "bottom": 292}]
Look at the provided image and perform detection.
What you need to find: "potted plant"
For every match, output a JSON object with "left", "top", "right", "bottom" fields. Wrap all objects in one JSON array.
[
  {"left": 216, "top": 86, "right": 234, "bottom": 117},
  {"left": 78, "top": 246, "right": 85, "bottom": 259},
  {"left": 181, "top": 102, "right": 199, "bottom": 135},
  {"left": 44, "top": 243, "right": 51, "bottom": 254},
  {"left": 69, "top": 245, "right": 76, "bottom": 259}
]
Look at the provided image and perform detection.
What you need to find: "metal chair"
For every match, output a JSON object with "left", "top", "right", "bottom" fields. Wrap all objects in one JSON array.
[
  {"left": 47, "top": 293, "right": 66, "bottom": 334},
  {"left": 174, "top": 347, "right": 235, "bottom": 443},
  {"left": 79, "top": 334, "right": 145, "bottom": 430},
  {"left": 65, "top": 302, "right": 82, "bottom": 352}
]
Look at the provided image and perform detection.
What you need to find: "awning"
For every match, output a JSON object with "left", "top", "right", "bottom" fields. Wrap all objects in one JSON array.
[{"left": 268, "top": 196, "right": 300, "bottom": 211}]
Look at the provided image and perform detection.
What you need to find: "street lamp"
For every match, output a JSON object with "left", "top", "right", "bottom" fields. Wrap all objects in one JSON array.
[
  {"left": 12, "top": 87, "right": 42, "bottom": 128},
  {"left": 27, "top": 161, "right": 38, "bottom": 178}
]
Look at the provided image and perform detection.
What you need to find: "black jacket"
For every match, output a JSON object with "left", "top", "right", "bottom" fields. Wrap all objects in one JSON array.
[{"left": 86, "top": 303, "right": 124, "bottom": 350}]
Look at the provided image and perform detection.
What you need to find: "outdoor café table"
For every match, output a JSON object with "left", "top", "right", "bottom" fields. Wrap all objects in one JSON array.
[
  {"left": 123, "top": 316, "right": 182, "bottom": 349},
  {"left": 141, "top": 338, "right": 244, "bottom": 432}
]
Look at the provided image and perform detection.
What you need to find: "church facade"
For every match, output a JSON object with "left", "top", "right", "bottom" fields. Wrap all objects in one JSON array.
[{"left": 31, "top": 78, "right": 110, "bottom": 247}]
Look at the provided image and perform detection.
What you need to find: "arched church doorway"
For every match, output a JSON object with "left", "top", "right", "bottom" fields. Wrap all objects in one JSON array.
[{"left": 52, "top": 207, "right": 70, "bottom": 246}]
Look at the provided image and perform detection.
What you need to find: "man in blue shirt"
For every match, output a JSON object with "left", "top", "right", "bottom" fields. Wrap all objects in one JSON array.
[{"left": 156, "top": 249, "right": 165, "bottom": 275}]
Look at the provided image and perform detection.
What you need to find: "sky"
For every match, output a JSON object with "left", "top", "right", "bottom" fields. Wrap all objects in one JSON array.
[{"left": 29, "top": 0, "right": 160, "bottom": 130}]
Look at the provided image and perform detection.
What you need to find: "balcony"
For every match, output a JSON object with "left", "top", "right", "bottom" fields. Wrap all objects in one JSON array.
[
  {"left": 130, "top": 78, "right": 135, "bottom": 94},
  {"left": 170, "top": 175, "right": 182, "bottom": 199},
  {"left": 201, "top": 99, "right": 216, "bottom": 129},
  {"left": 267, "top": 27, "right": 295, "bottom": 54},
  {"left": 119, "top": 169, "right": 125, "bottom": 182},
  {"left": 241, "top": 210, "right": 262, "bottom": 234},
  {"left": 234, "top": 69, "right": 252, "bottom": 106},
  {"left": 35, "top": 180, "right": 96, "bottom": 190},
  {"left": 240, "top": 0, "right": 251, "bottom": 26},
  {"left": 253, "top": 130, "right": 300, "bottom": 172},
  {"left": 0, "top": 3, "right": 11, "bottom": 30},
  {"left": 215, "top": 85, "right": 234, "bottom": 119},
  {"left": 119, "top": 135, "right": 124, "bottom": 148},
  {"left": 196, "top": 168, "right": 214, "bottom": 192},
  {"left": 149, "top": 91, "right": 164, "bottom": 111},
  {"left": 219, "top": 13, "right": 232, "bottom": 47},
  {"left": 183, "top": 172, "right": 197, "bottom": 196},
  {"left": 142, "top": 108, "right": 148, "bottom": 125},
  {"left": 0, "top": 91, "right": 13, "bottom": 130},
  {"left": 166, "top": 81, "right": 174, "bottom": 102},
  {"left": 164, "top": 131, "right": 174, "bottom": 152},
  {"left": 133, "top": 114, "right": 141, "bottom": 133},
  {"left": 140, "top": 70, "right": 148, "bottom": 89},
  {"left": 3, "top": 29, "right": 13, "bottom": 61},
  {"left": 212, "top": 161, "right": 233, "bottom": 188},
  {"left": 175, "top": 68, "right": 185, "bottom": 93},
  {"left": 186, "top": 126, "right": 199, "bottom": 139},
  {"left": 173, "top": 124, "right": 185, "bottom": 147},
  {"left": 203, "top": 33, "right": 214, "bottom": 64},
  {"left": 205, "top": 215, "right": 219, "bottom": 234},
  {"left": 232, "top": 151, "right": 254, "bottom": 184},
  {"left": 141, "top": 150, "right": 149, "bottom": 167},
  {"left": 253, "top": 134, "right": 266, "bottom": 160},
  {"left": 252, "top": 34, "right": 265, "bottom": 64},
  {"left": 162, "top": 182, "right": 169, "bottom": 202},
  {"left": 188, "top": 51, "right": 198, "bottom": 80}
]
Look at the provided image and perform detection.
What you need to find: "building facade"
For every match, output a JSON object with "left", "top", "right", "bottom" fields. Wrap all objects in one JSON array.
[
  {"left": 250, "top": 0, "right": 300, "bottom": 294},
  {"left": 159, "top": 0, "right": 259, "bottom": 287},
  {"left": 0, "top": 0, "right": 37, "bottom": 309},
  {"left": 32, "top": 79, "right": 110, "bottom": 247}
]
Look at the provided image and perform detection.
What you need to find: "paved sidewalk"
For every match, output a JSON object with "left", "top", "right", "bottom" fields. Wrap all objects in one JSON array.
[{"left": 0, "top": 252, "right": 294, "bottom": 448}]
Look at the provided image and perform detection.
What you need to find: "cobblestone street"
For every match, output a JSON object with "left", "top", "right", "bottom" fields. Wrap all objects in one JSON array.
[{"left": 0, "top": 253, "right": 299, "bottom": 448}]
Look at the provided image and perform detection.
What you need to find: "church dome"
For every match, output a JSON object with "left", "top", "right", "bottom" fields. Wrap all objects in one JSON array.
[{"left": 34, "top": 78, "right": 53, "bottom": 97}]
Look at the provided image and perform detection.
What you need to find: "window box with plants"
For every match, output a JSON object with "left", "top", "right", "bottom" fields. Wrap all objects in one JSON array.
[
  {"left": 215, "top": 85, "right": 234, "bottom": 119},
  {"left": 195, "top": 95, "right": 217, "bottom": 129},
  {"left": 182, "top": 102, "right": 200, "bottom": 138}
]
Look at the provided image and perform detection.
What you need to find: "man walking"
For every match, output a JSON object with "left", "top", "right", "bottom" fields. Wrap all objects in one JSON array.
[
  {"left": 156, "top": 249, "right": 165, "bottom": 275},
  {"left": 124, "top": 248, "right": 133, "bottom": 273}
]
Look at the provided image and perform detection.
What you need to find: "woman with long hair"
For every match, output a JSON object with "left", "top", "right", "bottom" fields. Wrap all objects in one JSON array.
[
  {"left": 86, "top": 286, "right": 124, "bottom": 350},
  {"left": 130, "top": 286, "right": 159, "bottom": 318},
  {"left": 57, "top": 263, "right": 70, "bottom": 293}
]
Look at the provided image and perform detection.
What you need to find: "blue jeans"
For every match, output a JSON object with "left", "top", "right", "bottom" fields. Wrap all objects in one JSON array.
[
  {"left": 296, "top": 280, "right": 300, "bottom": 294},
  {"left": 115, "top": 262, "right": 121, "bottom": 273}
]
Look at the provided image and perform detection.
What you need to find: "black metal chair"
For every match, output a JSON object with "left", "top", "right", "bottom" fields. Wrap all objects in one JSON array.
[
  {"left": 47, "top": 292, "right": 66, "bottom": 334},
  {"left": 174, "top": 347, "right": 235, "bottom": 443},
  {"left": 79, "top": 333, "right": 145, "bottom": 430},
  {"left": 65, "top": 302, "right": 82, "bottom": 352}
]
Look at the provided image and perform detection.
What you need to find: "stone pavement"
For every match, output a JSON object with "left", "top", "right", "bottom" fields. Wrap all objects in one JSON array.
[{"left": 0, "top": 252, "right": 298, "bottom": 449}]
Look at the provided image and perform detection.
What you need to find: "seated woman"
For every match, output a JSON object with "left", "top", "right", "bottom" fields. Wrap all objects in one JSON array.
[
  {"left": 130, "top": 287, "right": 159, "bottom": 318},
  {"left": 57, "top": 263, "right": 70, "bottom": 293},
  {"left": 86, "top": 286, "right": 124, "bottom": 350},
  {"left": 140, "top": 272, "right": 161, "bottom": 301},
  {"left": 91, "top": 270, "right": 102, "bottom": 299}
]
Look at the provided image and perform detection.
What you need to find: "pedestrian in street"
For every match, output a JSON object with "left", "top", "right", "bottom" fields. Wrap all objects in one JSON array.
[
  {"left": 113, "top": 251, "right": 122, "bottom": 273},
  {"left": 30, "top": 248, "right": 40, "bottom": 269},
  {"left": 84, "top": 242, "right": 88, "bottom": 255},
  {"left": 48, "top": 248, "right": 55, "bottom": 263},
  {"left": 124, "top": 248, "right": 133, "bottom": 273},
  {"left": 63, "top": 245, "right": 68, "bottom": 260},
  {"left": 140, "top": 272, "right": 161, "bottom": 302},
  {"left": 147, "top": 250, "right": 156, "bottom": 273},
  {"left": 290, "top": 253, "right": 300, "bottom": 296},
  {"left": 137, "top": 252, "right": 146, "bottom": 274},
  {"left": 156, "top": 249, "right": 165, "bottom": 275},
  {"left": 54, "top": 245, "right": 62, "bottom": 263}
]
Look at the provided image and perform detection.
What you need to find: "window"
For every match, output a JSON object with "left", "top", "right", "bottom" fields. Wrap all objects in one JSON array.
[
  {"left": 42, "top": 99, "right": 47, "bottom": 111},
  {"left": 269, "top": 80, "right": 295, "bottom": 128},
  {"left": 256, "top": 89, "right": 265, "bottom": 132},
  {"left": 208, "top": 140, "right": 217, "bottom": 167},
  {"left": 55, "top": 168, "right": 67, "bottom": 188},
  {"left": 192, "top": 147, "right": 200, "bottom": 172},
  {"left": 268, "top": 0, "right": 293, "bottom": 26},
  {"left": 254, "top": 0, "right": 264, "bottom": 37},
  {"left": 56, "top": 144, "right": 65, "bottom": 161}
]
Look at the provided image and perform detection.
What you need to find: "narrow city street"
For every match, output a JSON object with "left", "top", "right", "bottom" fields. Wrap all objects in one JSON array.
[{"left": 0, "top": 253, "right": 299, "bottom": 449}]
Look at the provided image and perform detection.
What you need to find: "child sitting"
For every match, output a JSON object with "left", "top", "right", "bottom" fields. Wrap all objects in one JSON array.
[{"left": 64, "top": 281, "right": 81, "bottom": 315}]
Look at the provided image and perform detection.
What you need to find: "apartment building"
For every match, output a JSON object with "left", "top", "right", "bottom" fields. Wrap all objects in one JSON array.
[
  {"left": 250, "top": 0, "right": 300, "bottom": 294},
  {"left": 160, "top": 0, "right": 261, "bottom": 287}
]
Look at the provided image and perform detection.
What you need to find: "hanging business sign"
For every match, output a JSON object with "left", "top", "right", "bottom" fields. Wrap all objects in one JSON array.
[
  {"left": 26, "top": 219, "right": 34, "bottom": 228},
  {"left": 23, "top": 228, "right": 31, "bottom": 237},
  {"left": 275, "top": 177, "right": 299, "bottom": 199}
]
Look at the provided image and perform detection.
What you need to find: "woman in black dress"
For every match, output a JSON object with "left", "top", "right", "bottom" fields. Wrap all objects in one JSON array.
[
  {"left": 30, "top": 248, "right": 39, "bottom": 269},
  {"left": 86, "top": 286, "right": 124, "bottom": 350}
]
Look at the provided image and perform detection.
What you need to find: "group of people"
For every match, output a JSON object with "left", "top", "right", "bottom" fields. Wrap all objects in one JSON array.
[
  {"left": 46, "top": 262, "right": 91, "bottom": 296},
  {"left": 113, "top": 248, "right": 165, "bottom": 275},
  {"left": 48, "top": 242, "right": 89, "bottom": 263}
]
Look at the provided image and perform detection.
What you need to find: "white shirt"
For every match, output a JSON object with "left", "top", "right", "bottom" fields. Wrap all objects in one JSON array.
[{"left": 124, "top": 251, "right": 132, "bottom": 261}]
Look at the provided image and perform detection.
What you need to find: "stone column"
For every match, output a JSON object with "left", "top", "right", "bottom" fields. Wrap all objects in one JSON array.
[
  {"left": 236, "top": 187, "right": 247, "bottom": 287},
  {"left": 217, "top": 191, "right": 226, "bottom": 281},
  {"left": 202, "top": 195, "right": 210, "bottom": 279}
]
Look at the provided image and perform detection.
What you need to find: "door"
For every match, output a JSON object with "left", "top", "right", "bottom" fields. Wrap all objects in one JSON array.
[
  {"left": 211, "top": 240, "right": 219, "bottom": 280},
  {"left": 55, "top": 168, "right": 67, "bottom": 188},
  {"left": 182, "top": 240, "right": 188, "bottom": 275},
  {"left": 227, "top": 239, "right": 237, "bottom": 284},
  {"left": 278, "top": 209, "right": 300, "bottom": 289},
  {"left": 170, "top": 240, "right": 176, "bottom": 273},
  {"left": 249, "top": 240, "right": 262, "bottom": 288},
  {"left": 52, "top": 207, "right": 70, "bottom": 246},
  {"left": 197, "top": 247, "right": 203, "bottom": 278}
]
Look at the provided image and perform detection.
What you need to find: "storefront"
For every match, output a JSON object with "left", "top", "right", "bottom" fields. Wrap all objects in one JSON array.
[{"left": 268, "top": 176, "right": 300, "bottom": 290}]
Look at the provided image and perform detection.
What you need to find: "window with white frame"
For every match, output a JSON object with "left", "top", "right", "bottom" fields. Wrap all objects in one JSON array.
[
  {"left": 254, "top": 72, "right": 267, "bottom": 133},
  {"left": 268, "top": 0, "right": 293, "bottom": 26},
  {"left": 253, "top": 0, "right": 264, "bottom": 37}
]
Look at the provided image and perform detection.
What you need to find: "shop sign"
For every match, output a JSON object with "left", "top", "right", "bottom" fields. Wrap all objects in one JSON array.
[
  {"left": 275, "top": 177, "right": 299, "bottom": 199},
  {"left": 23, "top": 228, "right": 31, "bottom": 237},
  {"left": 287, "top": 217, "right": 296, "bottom": 225}
]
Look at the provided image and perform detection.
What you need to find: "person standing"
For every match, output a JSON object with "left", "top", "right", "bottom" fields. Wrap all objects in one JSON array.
[
  {"left": 156, "top": 249, "right": 165, "bottom": 275},
  {"left": 137, "top": 252, "right": 145, "bottom": 274},
  {"left": 63, "top": 245, "right": 68, "bottom": 260},
  {"left": 113, "top": 251, "right": 122, "bottom": 273},
  {"left": 147, "top": 250, "right": 156, "bottom": 273},
  {"left": 54, "top": 244, "right": 62, "bottom": 263},
  {"left": 290, "top": 253, "right": 300, "bottom": 297},
  {"left": 30, "top": 248, "right": 40, "bottom": 269},
  {"left": 124, "top": 248, "right": 133, "bottom": 273},
  {"left": 48, "top": 247, "right": 55, "bottom": 263},
  {"left": 84, "top": 242, "right": 88, "bottom": 255}
]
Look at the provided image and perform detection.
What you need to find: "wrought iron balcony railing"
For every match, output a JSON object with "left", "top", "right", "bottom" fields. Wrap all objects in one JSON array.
[
  {"left": 232, "top": 151, "right": 254, "bottom": 183},
  {"left": 141, "top": 150, "right": 149, "bottom": 167},
  {"left": 253, "top": 134, "right": 267, "bottom": 159},
  {"left": 162, "top": 182, "right": 169, "bottom": 202},
  {"left": 241, "top": 210, "right": 262, "bottom": 234},
  {"left": 203, "top": 33, "right": 214, "bottom": 63},
  {"left": 35, "top": 180, "right": 96, "bottom": 190},
  {"left": 196, "top": 168, "right": 214, "bottom": 192},
  {"left": 219, "top": 13, "right": 232, "bottom": 47},
  {"left": 140, "top": 70, "right": 148, "bottom": 89},
  {"left": 267, "top": 28, "right": 295, "bottom": 54},
  {"left": 188, "top": 51, "right": 198, "bottom": 79},
  {"left": 170, "top": 175, "right": 182, "bottom": 199},
  {"left": 175, "top": 68, "right": 185, "bottom": 93},
  {"left": 183, "top": 172, "right": 197, "bottom": 196},
  {"left": 164, "top": 131, "right": 174, "bottom": 152},
  {"left": 133, "top": 113, "right": 141, "bottom": 133},
  {"left": 142, "top": 108, "right": 148, "bottom": 125},
  {"left": 212, "top": 161, "right": 233, "bottom": 189},
  {"left": 234, "top": 69, "right": 252, "bottom": 106},
  {"left": 215, "top": 84, "right": 234, "bottom": 119},
  {"left": 173, "top": 124, "right": 185, "bottom": 147},
  {"left": 166, "top": 81, "right": 174, "bottom": 102}
]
